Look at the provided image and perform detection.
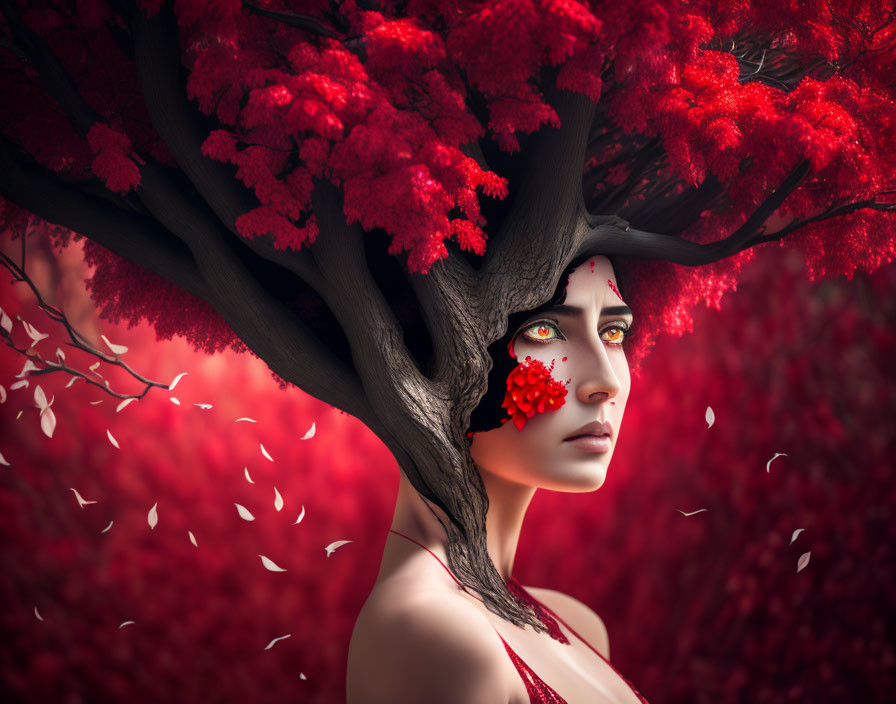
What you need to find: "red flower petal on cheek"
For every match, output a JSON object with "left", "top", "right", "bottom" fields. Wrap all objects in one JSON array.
[{"left": 501, "top": 356, "right": 569, "bottom": 431}]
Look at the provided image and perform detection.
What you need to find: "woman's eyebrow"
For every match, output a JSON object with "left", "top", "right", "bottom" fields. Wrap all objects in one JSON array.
[{"left": 544, "top": 304, "right": 633, "bottom": 317}]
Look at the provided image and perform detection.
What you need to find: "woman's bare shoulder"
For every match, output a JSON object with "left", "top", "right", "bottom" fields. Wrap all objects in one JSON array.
[
  {"left": 524, "top": 585, "right": 610, "bottom": 660},
  {"left": 347, "top": 579, "right": 515, "bottom": 704}
]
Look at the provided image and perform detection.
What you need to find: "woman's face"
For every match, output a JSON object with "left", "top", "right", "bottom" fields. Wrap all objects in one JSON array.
[{"left": 469, "top": 256, "right": 632, "bottom": 492}]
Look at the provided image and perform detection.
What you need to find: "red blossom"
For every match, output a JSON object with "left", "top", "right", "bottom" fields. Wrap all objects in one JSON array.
[{"left": 502, "top": 356, "right": 569, "bottom": 430}]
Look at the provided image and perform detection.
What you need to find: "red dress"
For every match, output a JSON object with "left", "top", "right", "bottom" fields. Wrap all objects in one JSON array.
[{"left": 389, "top": 529, "right": 650, "bottom": 703}]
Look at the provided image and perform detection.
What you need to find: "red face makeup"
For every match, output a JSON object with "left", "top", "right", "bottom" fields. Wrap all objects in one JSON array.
[{"left": 501, "top": 356, "right": 569, "bottom": 431}]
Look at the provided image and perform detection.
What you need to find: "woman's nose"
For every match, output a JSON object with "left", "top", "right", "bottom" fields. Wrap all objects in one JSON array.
[{"left": 574, "top": 345, "right": 621, "bottom": 406}]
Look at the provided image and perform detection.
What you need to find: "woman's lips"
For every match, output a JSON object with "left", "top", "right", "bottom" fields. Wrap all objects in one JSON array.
[{"left": 563, "top": 434, "right": 611, "bottom": 453}]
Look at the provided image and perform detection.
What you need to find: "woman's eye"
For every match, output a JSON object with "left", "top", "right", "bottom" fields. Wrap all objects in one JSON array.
[
  {"left": 600, "top": 324, "right": 630, "bottom": 346},
  {"left": 521, "top": 321, "right": 562, "bottom": 342}
]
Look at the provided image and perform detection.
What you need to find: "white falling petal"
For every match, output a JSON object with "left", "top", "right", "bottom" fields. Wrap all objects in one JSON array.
[
  {"left": 264, "top": 634, "right": 292, "bottom": 650},
  {"left": 168, "top": 372, "right": 188, "bottom": 390},
  {"left": 16, "top": 359, "right": 39, "bottom": 378},
  {"left": 260, "top": 443, "right": 274, "bottom": 462},
  {"left": 22, "top": 320, "right": 49, "bottom": 347},
  {"left": 0, "top": 450, "right": 9, "bottom": 467},
  {"left": 299, "top": 673, "right": 306, "bottom": 681},
  {"left": 10, "top": 380, "right": 28, "bottom": 390},
  {"left": 235, "top": 417, "right": 257, "bottom": 423},
  {"left": 676, "top": 508, "right": 708, "bottom": 516},
  {"left": 70, "top": 487, "right": 97, "bottom": 508},
  {"left": 101, "top": 521, "right": 113, "bottom": 534},
  {"left": 34, "top": 606, "right": 43, "bottom": 622},
  {"left": 65, "top": 376, "right": 80, "bottom": 388},
  {"left": 116, "top": 398, "right": 137, "bottom": 413},
  {"left": 293, "top": 505, "right": 305, "bottom": 525},
  {"left": 101, "top": 334, "right": 128, "bottom": 355},
  {"left": 188, "top": 531, "right": 198, "bottom": 547},
  {"left": 796, "top": 551, "right": 811, "bottom": 573},
  {"left": 193, "top": 403, "right": 213, "bottom": 410},
  {"left": 55, "top": 347, "right": 66, "bottom": 362},
  {"left": 0, "top": 309, "right": 12, "bottom": 334},
  {"left": 16, "top": 410, "right": 23, "bottom": 419},
  {"left": 244, "top": 467, "right": 254, "bottom": 484},
  {"left": 259, "top": 555, "right": 287, "bottom": 572},
  {"left": 300, "top": 422, "right": 316, "bottom": 440},
  {"left": 89, "top": 400, "right": 103, "bottom": 405},
  {"left": 325, "top": 540, "right": 352, "bottom": 557},
  {"left": 766, "top": 452, "right": 788, "bottom": 473},
  {"left": 274, "top": 486, "right": 284, "bottom": 512},
  {"left": 39, "top": 407, "right": 56, "bottom": 439},
  {"left": 0, "top": 385, "right": 6, "bottom": 403},
  {"left": 790, "top": 528, "right": 805, "bottom": 545},
  {"left": 147, "top": 502, "right": 158, "bottom": 529},
  {"left": 107, "top": 429, "right": 119, "bottom": 448},
  {"left": 170, "top": 397, "right": 181, "bottom": 405},
  {"left": 89, "top": 361, "right": 102, "bottom": 377},
  {"left": 705, "top": 406, "right": 715, "bottom": 428},
  {"left": 119, "top": 621, "right": 136, "bottom": 628},
  {"left": 34, "top": 385, "right": 48, "bottom": 408},
  {"left": 235, "top": 503, "right": 256, "bottom": 521}
]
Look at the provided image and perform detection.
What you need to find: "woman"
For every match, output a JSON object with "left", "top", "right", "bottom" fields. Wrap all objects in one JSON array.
[{"left": 347, "top": 255, "right": 649, "bottom": 704}]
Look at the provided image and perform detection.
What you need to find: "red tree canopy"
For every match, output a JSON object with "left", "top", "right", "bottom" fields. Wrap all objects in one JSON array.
[{"left": 1, "top": 0, "right": 895, "bottom": 365}]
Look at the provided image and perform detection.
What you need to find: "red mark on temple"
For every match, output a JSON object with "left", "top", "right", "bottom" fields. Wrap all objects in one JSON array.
[
  {"left": 608, "top": 279, "right": 624, "bottom": 302},
  {"left": 590, "top": 259, "right": 595, "bottom": 273},
  {"left": 561, "top": 357, "right": 567, "bottom": 362},
  {"left": 502, "top": 357, "right": 568, "bottom": 431}
]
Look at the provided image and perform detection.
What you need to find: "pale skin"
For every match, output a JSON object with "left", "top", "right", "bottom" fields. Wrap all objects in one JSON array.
[{"left": 347, "top": 257, "right": 644, "bottom": 704}]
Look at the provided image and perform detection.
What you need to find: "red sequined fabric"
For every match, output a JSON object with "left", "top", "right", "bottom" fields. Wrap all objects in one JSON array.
[{"left": 388, "top": 529, "right": 651, "bottom": 703}]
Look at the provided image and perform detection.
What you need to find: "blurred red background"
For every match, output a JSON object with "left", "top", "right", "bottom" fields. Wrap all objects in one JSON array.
[{"left": 1, "top": 232, "right": 893, "bottom": 703}]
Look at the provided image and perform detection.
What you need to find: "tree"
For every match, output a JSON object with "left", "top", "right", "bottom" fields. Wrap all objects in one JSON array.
[{"left": 1, "top": 0, "right": 894, "bottom": 631}]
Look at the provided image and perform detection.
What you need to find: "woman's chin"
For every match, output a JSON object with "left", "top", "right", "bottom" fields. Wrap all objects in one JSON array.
[{"left": 540, "top": 463, "right": 609, "bottom": 493}]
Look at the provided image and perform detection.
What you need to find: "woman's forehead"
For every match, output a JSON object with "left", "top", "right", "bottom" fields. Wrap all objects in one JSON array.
[{"left": 564, "top": 257, "right": 620, "bottom": 303}]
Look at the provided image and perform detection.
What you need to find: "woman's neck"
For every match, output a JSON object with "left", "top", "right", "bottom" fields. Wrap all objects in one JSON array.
[{"left": 386, "top": 468, "right": 537, "bottom": 582}]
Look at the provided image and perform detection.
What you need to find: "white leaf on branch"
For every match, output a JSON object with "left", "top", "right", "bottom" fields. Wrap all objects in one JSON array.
[
  {"left": 10, "top": 380, "right": 28, "bottom": 390},
  {"left": 168, "top": 372, "right": 188, "bottom": 390},
  {"left": 34, "top": 385, "right": 48, "bottom": 409},
  {"left": 147, "top": 502, "right": 158, "bottom": 529},
  {"left": 70, "top": 487, "right": 97, "bottom": 508},
  {"left": 705, "top": 406, "right": 715, "bottom": 428},
  {"left": 0, "top": 309, "right": 12, "bottom": 334},
  {"left": 89, "top": 400, "right": 103, "bottom": 405},
  {"left": 0, "top": 450, "right": 10, "bottom": 466},
  {"left": 300, "top": 422, "right": 316, "bottom": 440},
  {"left": 264, "top": 634, "right": 291, "bottom": 650},
  {"left": 325, "top": 540, "right": 352, "bottom": 557},
  {"left": 235, "top": 503, "right": 255, "bottom": 521},
  {"left": 274, "top": 486, "right": 283, "bottom": 512},
  {"left": 188, "top": 531, "right": 198, "bottom": 547},
  {"left": 65, "top": 376, "right": 80, "bottom": 388},
  {"left": 193, "top": 403, "right": 212, "bottom": 409},
  {"left": 260, "top": 443, "right": 273, "bottom": 462},
  {"left": 119, "top": 621, "right": 136, "bottom": 628},
  {"left": 116, "top": 398, "right": 137, "bottom": 413},
  {"left": 293, "top": 505, "right": 305, "bottom": 525},
  {"left": 766, "top": 452, "right": 788, "bottom": 473},
  {"left": 676, "top": 508, "right": 707, "bottom": 516},
  {"left": 16, "top": 359, "right": 39, "bottom": 378},
  {"left": 170, "top": 397, "right": 181, "bottom": 405},
  {"left": 89, "top": 361, "right": 102, "bottom": 377},
  {"left": 101, "top": 334, "right": 128, "bottom": 355},
  {"left": 101, "top": 521, "right": 113, "bottom": 534},
  {"left": 235, "top": 417, "right": 257, "bottom": 423},
  {"left": 55, "top": 347, "right": 65, "bottom": 362},
  {"left": 106, "top": 429, "right": 119, "bottom": 448},
  {"left": 790, "top": 528, "right": 805, "bottom": 545},
  {"left": 244, "top": 467, "right": 254, "bottom": 484},
  {"left": 796, "top": 551, "right": 811, "bottom": 573},
  {"left": 258, "top": 555, "right": 287, "bottom": 572},
  {"left": 22, "top": 320, "right": 48, "bottom": 347}
]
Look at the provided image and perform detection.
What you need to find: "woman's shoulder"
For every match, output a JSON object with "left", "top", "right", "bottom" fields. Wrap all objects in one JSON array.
[
  {"left": 347, "top": 579, "right": 516, "bottom": 704},
  {"left": 523, "top": 585, "right": 610, "bottom": 660}
]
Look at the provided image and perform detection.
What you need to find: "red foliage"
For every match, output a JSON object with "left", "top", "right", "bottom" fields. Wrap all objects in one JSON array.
[
  {"left": 1, "top": 0, "right": 894, "bottom": 362},
  {"left": 502, "top": 355, "right": 569, "bottom": 430}
]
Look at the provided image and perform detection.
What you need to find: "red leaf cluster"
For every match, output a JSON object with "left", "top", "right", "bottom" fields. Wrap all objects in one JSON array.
[{"left": 502, "top": 355, "right": 569, "bottom": 430}]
